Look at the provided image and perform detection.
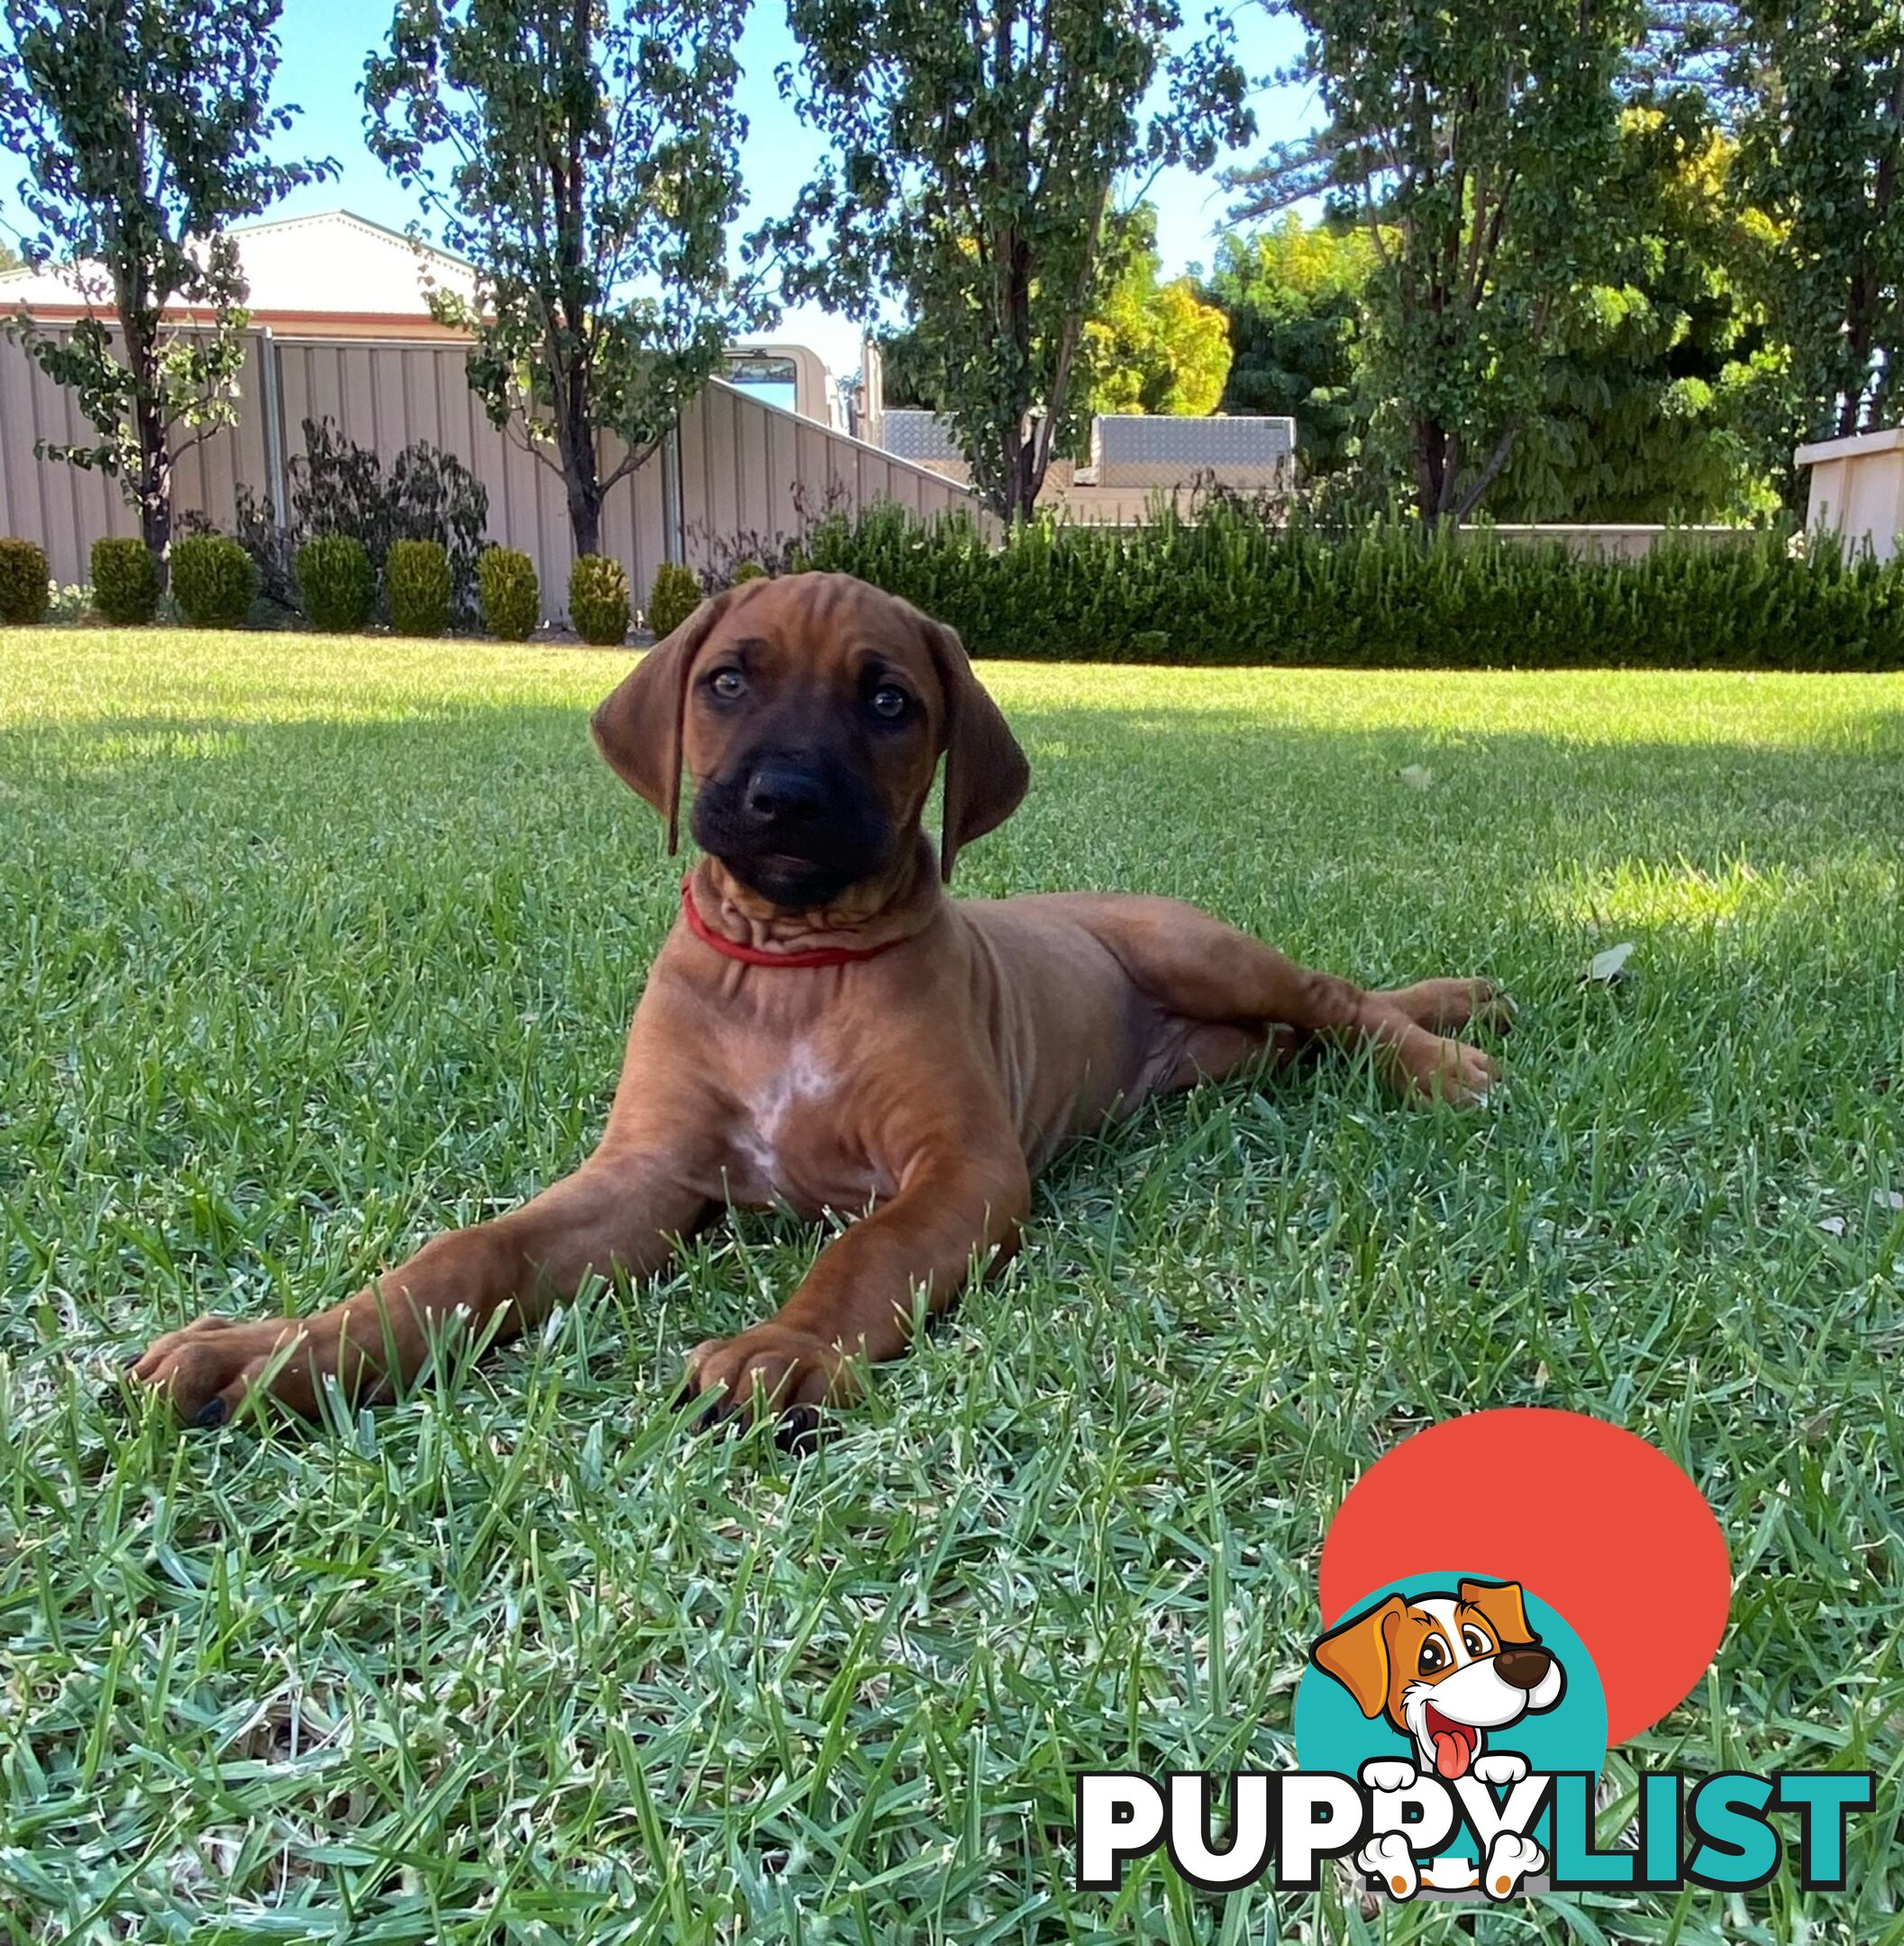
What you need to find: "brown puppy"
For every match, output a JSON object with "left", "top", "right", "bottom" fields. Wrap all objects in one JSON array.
[{"left": 132, "top": 572, "right": 1504, "bottom": 1436}]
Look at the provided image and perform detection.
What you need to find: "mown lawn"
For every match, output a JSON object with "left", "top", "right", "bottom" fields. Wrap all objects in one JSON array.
[{"left": 2, "top": 627, "right": 1900, "bottom": 1944}]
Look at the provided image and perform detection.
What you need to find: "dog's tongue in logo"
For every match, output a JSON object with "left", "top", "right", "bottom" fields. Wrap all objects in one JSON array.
[{"left": 1426, "top": 1707, "right": 1476, "bottom": 1779}]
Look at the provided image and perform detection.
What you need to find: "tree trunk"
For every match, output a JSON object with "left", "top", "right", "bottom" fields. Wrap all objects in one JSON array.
[
  {"left": 1010, "top": 423, "right": 1040, "bottom": 524},
  {"left": 553, "top": 359, "right": 604, "bottom": 559},
  {"left": 1863, "top": 61, "right": 1904, "bottom": 433},
  {"left": 1415, "top": 419, "right": 1450, "bottom": 525},
  {"left": 566, "top": 475, "right": 603, "bottom": 561},
  {"left": 1837, "top": 268, "right": 1873, "bottom": 438},
  {"left": 985, "top": 416, "right": 1043, "bottom": 526},
  {"left": 1001, "top": 229, "right": 1044, "bottom": 524},
  {"left": 139, "top": 455, "right": 172, "bottom": 577},
  {"left": 128, "top": 326, "right": 172, "bottom": 588}
]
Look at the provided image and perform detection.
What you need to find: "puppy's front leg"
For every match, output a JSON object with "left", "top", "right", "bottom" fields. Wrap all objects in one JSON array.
[
  {"left": 132, "top": 1146, "right": 712, "bottom": 1424},
  {"left": 682, "top": 1140, "right": 1030, "bottom": 1441}
]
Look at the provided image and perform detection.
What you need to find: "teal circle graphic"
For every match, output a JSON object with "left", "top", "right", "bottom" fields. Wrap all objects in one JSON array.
[{"left": 1294, "top": 1571, "right": 1608, "bottom": 1796}]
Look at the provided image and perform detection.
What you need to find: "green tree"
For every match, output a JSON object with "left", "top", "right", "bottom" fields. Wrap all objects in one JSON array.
[
  {"left": 365, "top": 0, "right": 763, "bottom": 561},
  {"left": 0, "top": 0, "right": 331, "bottom": 577},
  {"left": 1736, "top": 0, "right": 1903, "bottom": 439},
  {"left": 1228, "top": 0, "right": 1643, "bottom": 523},
  {"left": 885, "top": 205, "right": 1234, "bottom": 436},
  {"left": 770, "top": 0, "right": 1253, "bottom": 523},
  {"left": 1199, "top": 214, "right": 1376, "bottom": 475},
  {"left": 1079, "top": 207, "right": 1233, "bottom": 421},
  {"left": 1629, "top": 1, "right": 1749, "bottom": 107},
  {"left": 0, "top": 240, "right": 20, "bottom": 274},
  {"left": 1495, "top": 104, "right": 1789, "bottom": 522}
]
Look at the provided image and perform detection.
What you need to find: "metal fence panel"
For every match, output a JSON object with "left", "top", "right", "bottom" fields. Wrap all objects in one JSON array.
[{"left": 1, "top": 329, "right": 986, "bottom": 622}]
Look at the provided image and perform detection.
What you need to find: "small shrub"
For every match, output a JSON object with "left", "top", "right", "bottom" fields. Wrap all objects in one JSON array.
[
  {"left": 91, "top": 538, "right": 159, "bottom": 624},
  {"left": 571, "top": 554, "right": 633, "bottom": 645},
  {"left": 288, "top": 418, "right": 490, "bottom": 623},
  {"left": 387, "top": 440, "right": 489, "bottom": 625},
  {"left": 296, "top": 534, "right": 375, "bottom": 632},
  {"left": 387, "top": 538, "right": 451, "bottom": 637},
  {"left": 0, "top": 539, "right": 50, "bottom": 624},
  {"left": 730, "top": 560, "right": 767, "bottom": 586},
  {"left": 478, "top": 546, "right": 539, "bottom": 640},
  {"left": 293, "top": 419, "right": 386, "bottom": 556},
  {"left": 169, "top": 533, "right": 257, "bottom": 627},
  {"left": 646, "top": 559, "right": 700, "bottom": 640},
  {"left": 688, "top": 488, "right": 841, "bottom": 593},
  {"left": 232, "top": 486, "right": 297, "bottom": 611}
]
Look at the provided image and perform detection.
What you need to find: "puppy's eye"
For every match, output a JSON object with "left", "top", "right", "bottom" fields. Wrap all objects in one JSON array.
[
  {"left": 707, "top": 669, "right": 745, "bottom": 701},
  {"left": 1418, "top": 1638, "right": 1447, "bottom": 1675},
  {"left": 1462, "top": 1627, "right": 1490, "bottom": 1658},
  {"left": 869, "top": 685, "right": 909, "bottom": 721}
]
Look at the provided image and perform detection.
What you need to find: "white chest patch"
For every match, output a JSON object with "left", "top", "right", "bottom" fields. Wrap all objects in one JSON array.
[{"left": 732, "top": 1041, "right": 836, "bottom": 1197}]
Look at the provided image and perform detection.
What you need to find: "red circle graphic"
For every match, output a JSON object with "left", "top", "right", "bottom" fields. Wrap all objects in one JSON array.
[{"left": 1317, "top": 1407, "right": 1731, "bottom": 1747}]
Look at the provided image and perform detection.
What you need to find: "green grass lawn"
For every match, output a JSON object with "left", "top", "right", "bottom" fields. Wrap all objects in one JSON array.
[{"left": 3, "top": 627, "right": 1901, "bottom": 1943}]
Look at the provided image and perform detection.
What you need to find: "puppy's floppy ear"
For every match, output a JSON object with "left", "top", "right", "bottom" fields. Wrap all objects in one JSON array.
[
  {"left": 1458, "top": 1579, "right": 1538, "bottom": 1647},
  {"left": 590, "top": 583, "right": 742, "bottom": 851},
  {"left": 918, "top": 616, "right": 1030, "bottom": 882},
  {"left": 1312, "top": 1594, "right": 1405, "bottom": 1718}
]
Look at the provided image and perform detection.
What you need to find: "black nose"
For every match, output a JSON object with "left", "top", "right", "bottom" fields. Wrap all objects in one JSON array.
[
  {"left": 1495, "top": 1647, "right": 1553, "bottom": 1691},
  {"left": 743, "top": 760, "right": 826, "bottom": 828}
]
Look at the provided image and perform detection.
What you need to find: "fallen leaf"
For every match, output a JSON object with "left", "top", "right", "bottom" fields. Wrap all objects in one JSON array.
[
  {"left": 1397, "top": 764, "right": 1435, "bottom": 790},
  {"left": 1581, "top": 941, "right": 1636, "bottom": 985},
  {"left": 1818, "top": 1215, "right": 1847, "bottom": 1237},
  {"left": 1875, "top": 1189, "right": 1904, "bottom": 1213}
]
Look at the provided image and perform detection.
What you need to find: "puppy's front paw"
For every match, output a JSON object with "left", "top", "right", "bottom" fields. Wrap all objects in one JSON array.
[
  {"left": 1357, "top": 1832, "right": 1417, "bottom": 1900},
  {"left": 1471, "top": 1752, "right": 1529, "bottom": 1786},
  {"left": 1483, "top": 1830, "right": 1544, "bottom": 1899},
  {"left": 679, "top": 1323, "right": 851, "bottom": 1448},
  {"left": 129, "top": 1314, "right": 329, "bottom": 1423},
  {"left": 1360, "top": 1758, "right": 1419, "bottom": 1793}
]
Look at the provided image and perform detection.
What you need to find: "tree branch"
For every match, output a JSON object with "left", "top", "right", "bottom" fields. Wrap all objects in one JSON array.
[{"left": 1450, "top": 423, "right": 1518, "bottom": 522}]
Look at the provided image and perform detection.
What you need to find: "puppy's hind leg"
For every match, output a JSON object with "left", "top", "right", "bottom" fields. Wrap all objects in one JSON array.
[
  {"left": 1148, "top": 1020, "right": 1304, "bottom": 1094},
  {"left": 1089, "top": 896, "right": 1501, "bottom": 1107}
]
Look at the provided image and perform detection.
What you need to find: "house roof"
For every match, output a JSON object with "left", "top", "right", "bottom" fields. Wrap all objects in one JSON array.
[{"left": 0, "top": 209, "right": 478, "bottom": 326}]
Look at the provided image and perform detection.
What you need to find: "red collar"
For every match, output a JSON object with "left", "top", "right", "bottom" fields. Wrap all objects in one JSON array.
[{"left": 680, "top": 875, "right": 916, "bottom": 968}]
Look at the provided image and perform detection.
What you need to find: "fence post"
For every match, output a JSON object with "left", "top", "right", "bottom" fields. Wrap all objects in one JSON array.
[
  {"left": 661, "top": 422, "right": 685, "bottom": 566},
  {"left": 258, "top": 326, "right": 288, "bottom": 522}
]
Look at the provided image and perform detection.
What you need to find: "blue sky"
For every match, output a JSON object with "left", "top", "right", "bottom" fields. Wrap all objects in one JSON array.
[{"left": 3, "top": 0, "right": 1316, "bottom": 377}]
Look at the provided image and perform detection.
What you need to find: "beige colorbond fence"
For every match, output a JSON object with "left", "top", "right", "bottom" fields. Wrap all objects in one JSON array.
[
  {"left": 0, "top": 329, "right": 277, "bottom": 580},
  {"left": 0, "top": 327, "right": 987, "bottom": 621}
]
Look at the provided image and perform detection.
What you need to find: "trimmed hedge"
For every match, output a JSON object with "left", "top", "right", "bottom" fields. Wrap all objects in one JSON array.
[
  {"left": 387, "top": 538, "right": 451, "bottom": 637},
  {"left": 570, "top": 554, "right": 631, "bottom": 646},
  {"left": 170, "top": 533, "right": 256, "bottom": 627},
  {"left": 795, "top": 500, "right": 1904, "bottom": 670},
  {"left": 91, "top": 538, "right": 159, "bottom": 625},
  {"left": 0, "top": 539, "right": 50, "bottom": 624},
  {"left": 296, "top": 535, "right": 375, "bottom": 632},
  {"left": 478, "top": 546, "right": 539, "bottom": 640},
  {"left": 647, "top": 559, "right": 700, "bottom": 639}
]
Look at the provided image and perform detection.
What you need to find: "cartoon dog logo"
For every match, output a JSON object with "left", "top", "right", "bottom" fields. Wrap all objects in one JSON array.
[{"left": 1311, "top": 1578, "right": 1566, "bottom": 1897}]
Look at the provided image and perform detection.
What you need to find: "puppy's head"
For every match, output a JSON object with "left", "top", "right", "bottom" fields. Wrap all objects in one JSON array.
[
  {"left": 1310, "top": 1579, "right": 1564, "bottom": 1779},
  {"left": 590, "top": 570, "right": 1028, "bottom": 907}
]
